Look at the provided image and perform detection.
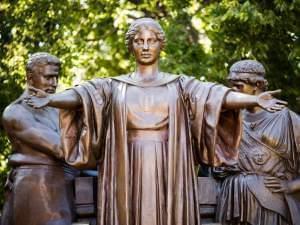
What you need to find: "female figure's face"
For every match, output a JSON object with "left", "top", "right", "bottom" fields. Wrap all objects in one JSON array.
[{"left": 132, "top": 28, "right": 162, "bottom": 66}]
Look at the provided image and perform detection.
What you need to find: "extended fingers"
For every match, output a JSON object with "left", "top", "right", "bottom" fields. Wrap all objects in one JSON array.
[
  {"left": 264, "top": 180, "right": 281, "bottom": 185},
  {"left": 265, "top": 176, "right": 280, "bottom": 180},
  {"left": 270, "top": 104, "right": 286, "bottom": 111},
  {"left": 265, "top": 107, "right": 277, "bottom": 113},
  {"left": 23, "top": 97, "right": 35, "bottom": 103},
  {"left": 23, "top": 98, "right": 40, "bottom": 108},
  {"left": 264, "top": 177, "right": 287, "bottom": 192},
  {"left": 23, "top": 98, "right": 31, "bottom": 103},
  {"left": 265, "top": 183, "right": 282, "bottom": 189},
  {"left": 23, "top": 99, "right": 34, "bottom": 106},
  {"left": 276, "top": 100, "right": 288, "bottom": 105},
  {"left": 271, "top": 187, "right": 285, "bottom": 193},
  {"left": 28, "top": 86, "right": 40, "bottom": 93},
  {"left": 28, "top": 86, "right": 47, "bottom": 97},
  {"left": 265, "top": 100, "right": 287, "bottom": 112},
  {"left": 264, "top": 177, "right": 281, "bottom": 184},
  {"left": 267, "top": 89, "right": 282, "bottom": 96}
]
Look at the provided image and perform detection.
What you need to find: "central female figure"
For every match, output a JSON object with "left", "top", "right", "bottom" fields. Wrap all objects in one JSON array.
[{"left": 26, "top": 18, "right": 286, "bottom": 225}]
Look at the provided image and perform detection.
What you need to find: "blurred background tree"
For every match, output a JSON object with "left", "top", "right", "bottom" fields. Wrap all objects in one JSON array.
[{"left": 0, "top": 0, "right": 299, "bottom": 209}]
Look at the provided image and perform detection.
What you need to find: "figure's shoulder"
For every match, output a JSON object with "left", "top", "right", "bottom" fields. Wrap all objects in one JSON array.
[
  {"left": 263, "top": 108, "right": 299, "bottom": 130},
  {"left": 177, "top": 73, "right": 194, "bottom": 81},
  {"left": 112, "top": 74, "right": 130, "bottom": 80},
  {"left": 109, "top": 74, "right": 130, "bottom": 85},
  {"left": 75, "top": 77, "right": 113, "bottom": 94},
  {"left": 161, "top": 72, "right": 181, "bottom": 79},
  {"left": 88, "top": 77, "right": 112, "bottom": 87},
  {"left": 159, "top": 73, "right": 193, "bottom": 85},
  {"left": 177, "top": 74, "right": 209, "bottom": 83},
  {"left": 274, "top": 107, "right": 296, "bottom": 118},
  {"left": 177, "top": 74, "right": 216, "bottom": 89},
  {"left": 286, "top": 108, "right": 299, "bottom": 117},
  {"left": 2, "top": 101, "right": 29, "bottom": 126},
  {"left": 284, "top": 107, "right": 300, "bottom": 124}
]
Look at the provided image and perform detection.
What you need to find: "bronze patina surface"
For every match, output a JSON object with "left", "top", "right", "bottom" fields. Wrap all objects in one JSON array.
[
  {"left": 216, "top": 60, "right": 300, "bottom": 225},
  {"left": 24, "top": 19, "right": 287, "bottom": 225},
  {"left": 1, "top": 52, "right": 77, "bottom": 225}
]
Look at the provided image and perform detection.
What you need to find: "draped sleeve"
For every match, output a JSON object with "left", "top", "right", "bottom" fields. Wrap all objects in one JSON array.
[
  {"left": 59, "top": 78, "right": 112, "bottom": 169},
  {"left": 180, "top": 75, "right": 242, "bottom": 167}
]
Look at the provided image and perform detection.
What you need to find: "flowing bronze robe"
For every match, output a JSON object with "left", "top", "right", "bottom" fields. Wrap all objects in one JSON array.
[
  {"left": 217, "top": 109, "right": 300, "bottom": 225},
  {"left": 60, "top": 74, "right": 241, "bottom": 225}
]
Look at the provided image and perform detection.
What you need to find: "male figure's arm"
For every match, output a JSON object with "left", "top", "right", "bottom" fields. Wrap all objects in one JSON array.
[{"left": 3, "top": 104, "right": 63, "bottom": 159}]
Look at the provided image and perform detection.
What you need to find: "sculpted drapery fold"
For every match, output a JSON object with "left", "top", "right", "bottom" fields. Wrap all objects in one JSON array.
[
  {"left": 60, "top": 79, "right": 112, "bottom": 169},
  {"left": 182, "top": 76, "right": 241, "bottom": 166},
  {"left": 281, "top": 110, "right": 300, "bottom": 225},
  {"left": 59, "top": 74, "right": 241, "bottom": 225},
  {"left": 217, "top": 109, "right": 300, "bottom": 225}
]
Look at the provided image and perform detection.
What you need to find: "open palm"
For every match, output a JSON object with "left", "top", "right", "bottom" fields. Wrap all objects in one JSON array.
[{"left": 257, "top": 90, "right": 287, "bottom": 112}]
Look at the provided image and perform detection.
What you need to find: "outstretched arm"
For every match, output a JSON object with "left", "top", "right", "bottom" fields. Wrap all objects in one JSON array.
[
  {"left": 24, "top": 87, "right": 82, "bottom": 109},
  {"left": 223, "top": 89, "right": 287, "bottom": 112},
  {"left": 3, "top": 105, "right": 63, "bottom": 159}
]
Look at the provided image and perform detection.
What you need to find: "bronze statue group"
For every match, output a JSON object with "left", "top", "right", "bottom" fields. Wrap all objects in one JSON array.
[{"left": 1, "top": 18, "right": 299, "bottom": 225}]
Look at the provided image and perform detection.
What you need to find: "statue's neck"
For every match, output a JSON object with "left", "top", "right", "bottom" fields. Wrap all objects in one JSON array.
[{"left": 134, "top": 62, "right": 160, "bottom": 81}]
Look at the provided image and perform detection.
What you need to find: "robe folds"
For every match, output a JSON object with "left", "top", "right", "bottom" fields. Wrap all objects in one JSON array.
[
  {"left": 217, "top": 109, "right": 300, "bottom": 225},
  {"left": 60, "top": 74, "right": 242, "bottom": 225}
]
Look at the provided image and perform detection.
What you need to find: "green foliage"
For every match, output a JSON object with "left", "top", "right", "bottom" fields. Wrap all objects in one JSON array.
[
  {"left": 0, "top": 132, "right": 11, "bottom": 209},
  {"left": 0, "top": 0, "right": 299, "bottom": 210},
  {"left": 196, "top": 0, "right": 300, "bottom": 107}
]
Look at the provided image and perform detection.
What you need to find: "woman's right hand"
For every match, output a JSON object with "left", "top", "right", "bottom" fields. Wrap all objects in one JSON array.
[{"left": 24, "top": 86, "right": 51, "bottom": 109}]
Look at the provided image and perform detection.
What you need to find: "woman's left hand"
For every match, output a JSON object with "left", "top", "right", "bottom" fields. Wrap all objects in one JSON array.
[
  {"left": 257, "top": 89, "right": 287, "bottom": 112},
  {"left": 264, "top": 177, "right": 300, "bottom": 194}
]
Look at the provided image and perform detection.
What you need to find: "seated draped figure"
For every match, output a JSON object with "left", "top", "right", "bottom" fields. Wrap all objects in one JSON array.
[{"left": 216, "top": 59, "right": 300, "bottom": 225}]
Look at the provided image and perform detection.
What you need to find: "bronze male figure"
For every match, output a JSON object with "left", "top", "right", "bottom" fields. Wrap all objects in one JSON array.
[{"left": 1, "top": 52, "right": 74, "bottom": 225}]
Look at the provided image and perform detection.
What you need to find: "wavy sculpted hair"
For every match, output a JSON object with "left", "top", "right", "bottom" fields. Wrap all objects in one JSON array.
[
  {"left": 125, "top": 18, "right": 166, "bottom": 53},
  {"left": 26, "top": 52, "right": 60, "bottom": 79},
  {"left": 228, "top": 59, "right": 269, "bottom": 90}
]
